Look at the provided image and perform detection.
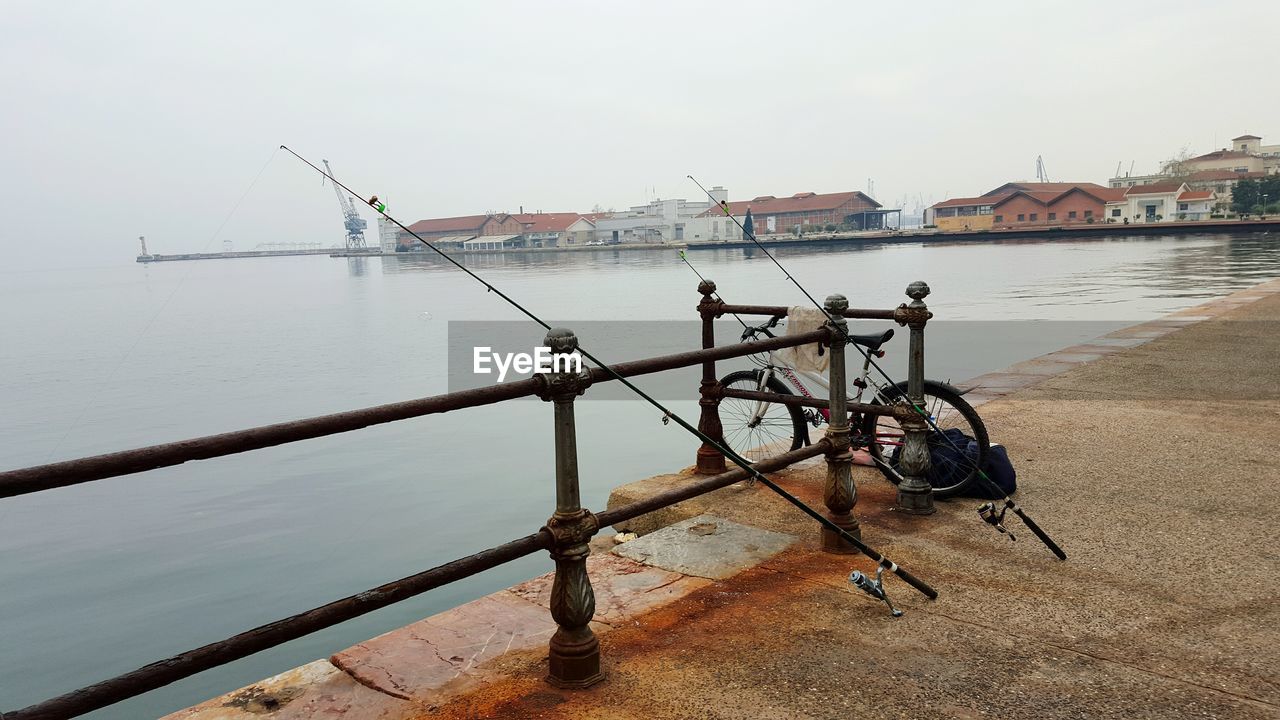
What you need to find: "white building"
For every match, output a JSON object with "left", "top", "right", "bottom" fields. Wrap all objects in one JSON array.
[
  {"left": 1109, "top": 133, "right": 1280, "bottom": 209},
  {"left": 1231, "top": 134, "right": 1280, "bottom": 158},
  {"left": 593, "top": 187, "right": 728, "bottom": 244},
  {"left": 1104, "top": 182, "right": 1216, "bottom": 223},
  {"left": 378, "top": 217, "right": 401, "bottom": 253}
]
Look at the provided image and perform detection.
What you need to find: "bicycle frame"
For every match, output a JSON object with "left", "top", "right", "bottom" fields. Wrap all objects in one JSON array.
[{"left": 744, "top": 335, "right": 894, "bottom": 429}]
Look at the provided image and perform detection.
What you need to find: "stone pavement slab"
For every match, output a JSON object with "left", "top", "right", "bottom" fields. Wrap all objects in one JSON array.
[
  {"left": 330, "top": 590, "right": 559, "bottom": 704},
  {"left": 508, "top": 552, "right": 712, "bottom": 627},
  {"left": 612, "top": 514, "right": 796, "bottom": 580},
  {"left": 163, "top": 660, "right": 420, "bottom": 720}
]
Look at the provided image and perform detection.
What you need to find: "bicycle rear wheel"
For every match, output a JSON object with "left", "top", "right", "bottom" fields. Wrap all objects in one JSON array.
[
  {"left": 718, "top": 370, "right": 809, "bottom": 462},
  {"left": 861, "top": 381, "right": 988, "bottom": 498}
]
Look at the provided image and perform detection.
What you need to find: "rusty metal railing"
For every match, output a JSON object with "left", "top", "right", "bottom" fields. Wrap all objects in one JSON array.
[
  {"left": 0, "top": 280, "right": 929, "bottom": 720},
  {"left": 693, "top": 280, "right": 936, "bottom": 514}
]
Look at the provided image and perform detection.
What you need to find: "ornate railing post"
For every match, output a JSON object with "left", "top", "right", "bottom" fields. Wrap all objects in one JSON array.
[
  {"left": 821, "top": 294, "right": 861, "bottom": 552},
  {"left": 895, "top": 281, "right": 936, "bottom": 515},
  {"left": 537, "top": 328, "right": 604, "bottom": 688},
  {"left": 695, "top": 279, "right": 727, "bottom": 474}
]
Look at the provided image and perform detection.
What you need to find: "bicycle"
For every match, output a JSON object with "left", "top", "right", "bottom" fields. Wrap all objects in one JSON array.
[{"left": 717, "top": 316, "right": 989, "bottom": 498}]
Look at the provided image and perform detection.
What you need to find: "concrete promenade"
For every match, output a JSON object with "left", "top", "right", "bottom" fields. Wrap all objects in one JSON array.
[{"left": 168, "top": 279, "right": 1280, "bottom": 720}]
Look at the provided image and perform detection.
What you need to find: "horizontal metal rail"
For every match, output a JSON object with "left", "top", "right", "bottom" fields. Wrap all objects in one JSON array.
[
  {"left": 0, "top": 381, "right": 540, "bottom": 499},
  {"left": 0, "top": 329, "right": 828, "bottom": 499},
  {"left": 718, "top": 387, "right": 904, "bottom": 418},
  {"left": 6, "top": 439, "right": 828, "bottom": 720},
  {"left": 588, "top": 327, "right": 828, "bottom": 383},
  {"left": 4, "top": 530, "right": 552, "bottom": 720},
  {"left": 715, "top": 303, "right": 901, "bottom": 321}
]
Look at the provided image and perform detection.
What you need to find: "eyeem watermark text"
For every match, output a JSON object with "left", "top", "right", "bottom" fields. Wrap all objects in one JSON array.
[{"left": 473, "top": 346, "right": 583, "bottom": 383}]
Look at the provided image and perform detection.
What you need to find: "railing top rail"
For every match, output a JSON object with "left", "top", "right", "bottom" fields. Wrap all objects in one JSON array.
[
  {"left": 0, "top": 328, "right": 830, "bottom": 499},
  {"left": 714, "top": 303, "right": 903, "bottom": 321}
]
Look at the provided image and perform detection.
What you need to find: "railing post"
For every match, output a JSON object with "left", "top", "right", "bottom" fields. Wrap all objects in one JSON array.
[
  {"left": 695, "top": 279, "right": 727, "bottom": 474},
  {"left": 821, "top": 294, "right": 861, "bottom": 552},
  {"left": 895, "top": 281, "right": 936, "bottom": 515},
  {"left": 538, "top": 328, "right": 604, "bottom": 688}
]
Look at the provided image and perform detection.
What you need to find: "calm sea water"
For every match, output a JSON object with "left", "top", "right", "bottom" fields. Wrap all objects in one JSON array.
[{"left": 2, "top": 234, "right": 1278, "bottom": 718}]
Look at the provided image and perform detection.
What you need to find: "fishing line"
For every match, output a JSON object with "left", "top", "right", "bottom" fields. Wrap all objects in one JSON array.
[
  {"left": 279, "top": 145, "right": 937, "bottom": 600},
  {"left": 42, "top": 147, "right": 281, "bottom": 464},
  {"left": 688, "top": 176, "right": 1066, "bottom": 560},
  {"left": 679, "top": 250, "right": 748, "bottom": 329}
]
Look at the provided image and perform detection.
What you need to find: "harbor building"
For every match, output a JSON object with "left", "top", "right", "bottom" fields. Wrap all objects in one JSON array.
[
  {"left": 394, "top": 211, "right": 600, "bottom": 251},
  {"left": 510, "top": 212, "right": 598, "bottom": 248},
  {"left": 1104, "top": 183, "right": 1216, "bottom": 223},
  {"left": 926, "top": 182, "right": 1119, "bottom": 230},
  {"left": 593, "top": 188, "right": 727, "bottom": 244},
  {"left": 1108, "top": 132, "right": 1280, "bottom": 208},
  {"left": 698, "top": 190, "right": 888, "bottom": 235},
  {"left": 398, "top": 213, "right": 525, "bottom": 250}
]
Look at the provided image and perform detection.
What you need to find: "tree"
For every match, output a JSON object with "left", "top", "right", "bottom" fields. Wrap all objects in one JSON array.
[
  {"left": 1229, "top": 175, "right": 1280, "bottom": 214},
  {"left": 1232, "top": 179, "right": 1260, "bottom": 214},
  {"left": 1262, "top": 175, "right": 1280, "bottom": 213},
  {"left": 1160, "top": 146, "right": 1196, "bottom": 182}
]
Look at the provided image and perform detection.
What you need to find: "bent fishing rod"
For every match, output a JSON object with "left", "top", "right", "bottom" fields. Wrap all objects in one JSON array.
[
  {"left": 687, "top": 176, "right": 1066, "bottom": 561},
  {"left": 279, "top": 145, "right": 937, "bottom": 603}
]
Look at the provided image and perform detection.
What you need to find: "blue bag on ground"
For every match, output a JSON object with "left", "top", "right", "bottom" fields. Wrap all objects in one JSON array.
[{"left": 925, "top": 428, "right": 1017, "bottom": 498}]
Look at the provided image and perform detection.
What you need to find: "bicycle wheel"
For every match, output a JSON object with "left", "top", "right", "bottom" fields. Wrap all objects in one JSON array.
[
  {"left": 861, "top": 381, "right": 989, "bottom": 498},
  {"left": 717, "top": 369, "right": 809, "bottom": 462}
]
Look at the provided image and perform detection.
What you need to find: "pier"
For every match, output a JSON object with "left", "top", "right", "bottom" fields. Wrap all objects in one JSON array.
[
  {"left": 138, "top": 219, "right": 1280, "bottom": 264},
  {"left": 173, "top": 280, "right": 1279, "bottom": 719}
]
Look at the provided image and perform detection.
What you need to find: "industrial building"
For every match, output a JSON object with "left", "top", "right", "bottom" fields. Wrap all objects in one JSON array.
[{"left": 700, "top": 190, "right": 890, "bottom": 233}]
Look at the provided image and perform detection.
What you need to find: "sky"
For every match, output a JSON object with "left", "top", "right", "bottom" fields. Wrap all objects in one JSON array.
[{"left": 2, "top": 0, "right": 1278, "bottom": 262}]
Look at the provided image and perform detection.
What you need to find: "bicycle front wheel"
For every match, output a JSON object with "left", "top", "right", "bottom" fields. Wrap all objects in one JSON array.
[
  {"left": 861, "top": 381, "right": 989, "bottom": 498},
  {"left": 718, "top": 369, "right": 809, "bottom": 462}
]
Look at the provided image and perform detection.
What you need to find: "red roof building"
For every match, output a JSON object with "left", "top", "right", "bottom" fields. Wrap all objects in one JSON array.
[
  {"left": 929, "top": 183, "right": 1116, "bottom": 230},
  {"left": 701, "top": 190, "right": 886, "bottom": 230},
  {"left": 1124, "top": 181, "right": 1185, "bottom": 196}
]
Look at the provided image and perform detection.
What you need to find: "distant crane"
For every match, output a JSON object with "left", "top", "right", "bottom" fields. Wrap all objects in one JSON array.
[
  {"left": 1035, "top": 155, "right": 1050, "bottom": 183},
  {"left": 322, "top": 159, "right": 368, "bottom": 250}
]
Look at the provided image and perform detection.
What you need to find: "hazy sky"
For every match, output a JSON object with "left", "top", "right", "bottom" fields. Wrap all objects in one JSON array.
[{"left": 3, "top": 1, "right": 1278, "bottom": 261}]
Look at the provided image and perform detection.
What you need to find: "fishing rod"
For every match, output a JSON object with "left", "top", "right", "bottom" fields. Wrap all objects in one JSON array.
[
  {"left": 279, "top": 146, "right": 937, "bottom": 605},
  {"left": 688, "top": 175, "right": 1066, "bottom": 561}
]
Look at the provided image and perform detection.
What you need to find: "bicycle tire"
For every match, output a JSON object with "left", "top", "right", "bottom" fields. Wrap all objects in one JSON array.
[
  {"left": 861, "top": 381, "right": 989, "bottom": 498},
  {"left": 717, "top": 369, "right": 809, "bottom": 462}
]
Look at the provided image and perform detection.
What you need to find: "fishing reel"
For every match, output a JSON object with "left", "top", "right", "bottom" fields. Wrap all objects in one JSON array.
[
  {"left": 977, "top": 502, "right": 1016, "bottom": 542},
  {"left": 848, "top": 566, "right": 903, "bottom": 617}
]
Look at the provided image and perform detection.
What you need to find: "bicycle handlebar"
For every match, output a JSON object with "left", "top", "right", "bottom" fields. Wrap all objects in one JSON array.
[{"left": 740, "top": 315, "right": 784, "bottom": 342}]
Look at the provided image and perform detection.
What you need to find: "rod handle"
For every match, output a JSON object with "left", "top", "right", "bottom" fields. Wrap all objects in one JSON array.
[{"left": 1012, "top": 505, "right": 1067, "bottom": 560}]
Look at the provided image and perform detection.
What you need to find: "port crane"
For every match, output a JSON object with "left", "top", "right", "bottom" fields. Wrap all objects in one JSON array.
[
  {"left": 1035, "top": 155, "right": 1051, "bottom": 183},
  {"left": 322, "top": 159, "right": 368, "bottom": 250}
]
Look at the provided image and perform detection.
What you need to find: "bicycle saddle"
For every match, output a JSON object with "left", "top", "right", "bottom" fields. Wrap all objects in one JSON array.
[{"left": 846, "top": 328, "right": 894, "bottom": 351}]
